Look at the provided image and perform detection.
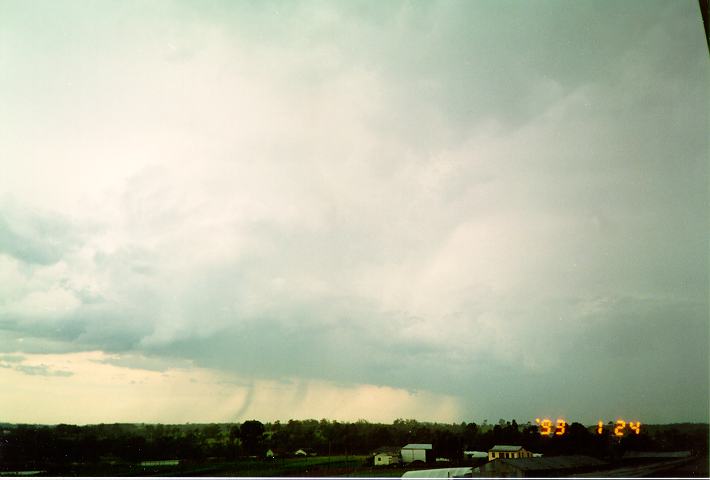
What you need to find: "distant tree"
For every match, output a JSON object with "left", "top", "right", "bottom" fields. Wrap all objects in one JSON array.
[
  {"left": 462, "top": 422, "right": 479, "bottom": 449},
  {"left": 560, "top": 422, "right": 593, "bottom": 455},
  {"left": 433, "top": 429, "right": 462, "bottom": 460},
  {"left": 239, "top": 420, "right": 265, "bottom": 456},
  {"left": 371, "top": 425, "right": 393, "bottom": 448},
  {"left": 201, "top": 424, "right": 221, "bottom": 440},
  {"left": 228, "top": 424, "right": 242, "bottom": 458}
]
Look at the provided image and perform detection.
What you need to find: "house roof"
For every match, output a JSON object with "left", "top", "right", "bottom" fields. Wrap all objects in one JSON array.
[
  {"left": 402, "top": 443, "right": 433, "bottom": 450},
  {"left": 489, "top": 445, "right": 525, "bottom": 452},
  {"left": 494, "top": 455, "right": 607, "bottom": 472}
]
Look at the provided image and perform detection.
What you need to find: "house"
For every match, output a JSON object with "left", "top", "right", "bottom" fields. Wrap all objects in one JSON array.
[
  {"left": 401, "top": 443, "right": 432, "bottom": 463},
  {"left": 487, "top": 445, "right": 533, "bottom": 461},
  {"left": 373, "top": 446, "right": 402, "bottom": 466},
  {"left": 475, "top": 455, "right": 607, "bottom": 477}
]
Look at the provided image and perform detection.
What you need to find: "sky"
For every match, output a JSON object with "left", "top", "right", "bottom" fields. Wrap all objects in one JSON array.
[{"left": 0, "top": 0, "right": 708, "bottom": 426}]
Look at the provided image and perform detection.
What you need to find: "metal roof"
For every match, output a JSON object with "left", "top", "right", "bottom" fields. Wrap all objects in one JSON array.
[
  {"left": 489, "top": 445, "right": 524, "bottom": 452},
  {"left": 463, "top": 450, "right": 488, "bottom": 458},
  {"left": 494, "top": 455, "right": 606, "bottom": 471},
  {"left": 402, "top": 443, "right": 433, "bottom": 450},
  {"left": 402, "top": 467, "right": 472, "bottom": 478}
]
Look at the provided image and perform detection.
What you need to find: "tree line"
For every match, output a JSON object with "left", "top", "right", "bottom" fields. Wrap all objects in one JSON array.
[{"left": 0, "top": 419, "right": 706, "bottom": 471}]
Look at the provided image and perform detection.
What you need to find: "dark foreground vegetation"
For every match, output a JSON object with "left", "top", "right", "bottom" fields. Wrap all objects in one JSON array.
[{"left": 0, "top": 419, "right": 707, "bottom": 476}]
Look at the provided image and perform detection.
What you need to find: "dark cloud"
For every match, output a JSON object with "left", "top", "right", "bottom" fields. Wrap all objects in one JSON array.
[{"left": 94, "top": 354, "right": 192, "bottom": 372}]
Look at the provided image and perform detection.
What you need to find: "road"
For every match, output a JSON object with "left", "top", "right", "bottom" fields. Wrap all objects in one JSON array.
[
  {"left": 572, "top": 456, "right": 708, "bottom": 478},
  {"left": 646, "top": 455, "right": 709, "bottom": 478}
]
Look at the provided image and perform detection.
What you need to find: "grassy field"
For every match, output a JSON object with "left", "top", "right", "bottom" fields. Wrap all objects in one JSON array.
[
  {"left": 35, "top": 456, "right": 370, "bottom": 477},
  {"left": 34, "top": 455, "right": 423, "bottom": 477},
  {"left": 170, "top": 455, "right": 370, "bottom": 477}
]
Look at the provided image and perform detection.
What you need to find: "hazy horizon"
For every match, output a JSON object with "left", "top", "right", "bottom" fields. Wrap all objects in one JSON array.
[
  {"left": 0, "top": 0, "right": 708, "bottom": 426},
  {"left": 1, "top": 418, "right": 709, "bottom": 428}
]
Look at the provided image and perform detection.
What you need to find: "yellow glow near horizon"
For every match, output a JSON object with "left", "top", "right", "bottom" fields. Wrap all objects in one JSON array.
[{"left": 0, "top": 351, "right": 462, "bottom": 424}]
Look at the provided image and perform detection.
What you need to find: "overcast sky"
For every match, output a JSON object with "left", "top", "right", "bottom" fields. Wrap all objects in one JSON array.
[{"left": 0, "top": 0, "right": 707, "bottom": 425}]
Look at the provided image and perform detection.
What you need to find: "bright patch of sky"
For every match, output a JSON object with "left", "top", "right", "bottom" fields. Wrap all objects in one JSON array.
[{"left": 0, "top": 0, "right": 707, "bottom": 424}]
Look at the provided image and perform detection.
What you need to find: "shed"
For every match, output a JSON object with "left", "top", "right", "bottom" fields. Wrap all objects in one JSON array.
[{"left": 401, "top": 443, "right": 433, "bottom": 464}]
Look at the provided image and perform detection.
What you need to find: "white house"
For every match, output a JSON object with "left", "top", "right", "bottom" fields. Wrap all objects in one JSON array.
[
  {"left": 401, "top": 443, "right": 432, "bottom": 463},
  {"left": 487, "top": 445, "right": 533, "bottom": 461},
  {"left": 372, "top": 446, "right": 401, "bottom": 466}
]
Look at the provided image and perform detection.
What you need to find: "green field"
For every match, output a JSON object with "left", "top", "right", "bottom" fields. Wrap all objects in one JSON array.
[
  {"left": 137, "top": 455, "right": 372, "bottom": 477},
  {"left": 12, "top": 455, "right": 440, "bottom": 477}
]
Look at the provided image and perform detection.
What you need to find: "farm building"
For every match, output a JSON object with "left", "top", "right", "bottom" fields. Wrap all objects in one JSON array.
[
  {"left": 475, "top": 455, "right": 608, "bottom": 477},
  {"left": 401, "top": 443, "right": 432, "bottom": 463},
  {"left": 373, "top": 446, "right": 402, "bottom": 466},
  {"left": 487, "top": 445, "right": 533, "bottom": 461}
]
